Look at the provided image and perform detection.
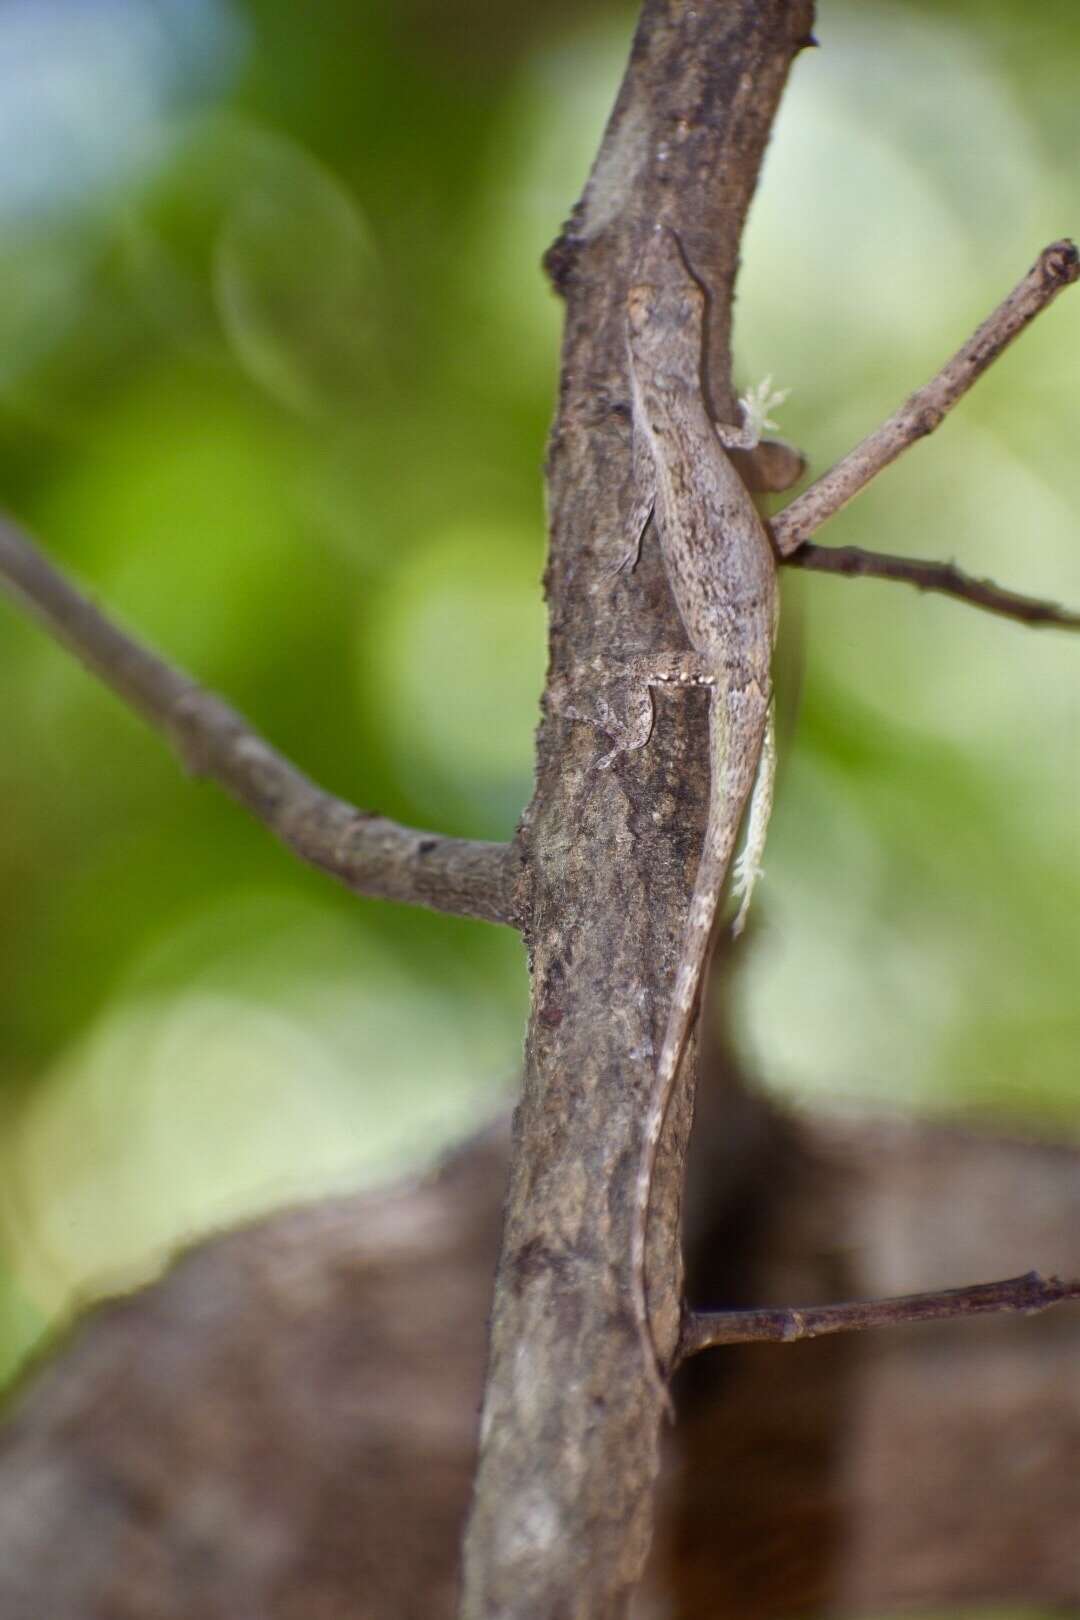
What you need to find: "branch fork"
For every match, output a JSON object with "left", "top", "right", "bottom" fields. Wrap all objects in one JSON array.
[
  {"left": 772, "top": 239, "right": 1080, "bottom": 630},
  {"left": 2, "top": 47, "right": 1080, "bottom": 1617},
  {"left": 2, "top": 246, "right": 1078, "bottom": 929}
]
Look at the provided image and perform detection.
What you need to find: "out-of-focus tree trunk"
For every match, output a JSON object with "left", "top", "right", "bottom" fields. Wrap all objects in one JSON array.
[
  {"left": 2, "top": 3, "right": 1078, "bottom": 1615},
  {"left": 0, "top": 1066, "right": 1077, "bottom": 1618}
]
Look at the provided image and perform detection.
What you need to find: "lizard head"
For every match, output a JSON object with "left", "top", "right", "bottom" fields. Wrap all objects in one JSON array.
[{"left": 626, "top": 225, "right": 707, "bottom": 390}]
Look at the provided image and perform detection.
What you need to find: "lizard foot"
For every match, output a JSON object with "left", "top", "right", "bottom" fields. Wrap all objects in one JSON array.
[{"left": 716, "top": 376, "right": 791, "bottom": 453}]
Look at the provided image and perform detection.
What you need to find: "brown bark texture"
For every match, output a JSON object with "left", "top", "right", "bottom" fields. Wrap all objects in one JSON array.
[
  {"left": 3, "top": 2, "right": 1078, "bottom": 1617},
  {"left": 459, "top": 4, "right": 814, "bottom": 1613},
  {"left": 0, "top": 1082, "right": 1078, "bottom": 1618}
]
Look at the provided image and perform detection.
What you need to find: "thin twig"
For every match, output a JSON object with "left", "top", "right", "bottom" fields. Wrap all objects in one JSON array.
[
  {"left": 0, "top": 515, "right": 517, "bottom": 927},
  {"left": 785, "top": 542, "right": 1080, "bottom": 630},
  {"left": 681, "top": 1270, "right": 1080, "bottom": 1360},
  {"left": 771, "top": 239, "right": 1080, "bottom": 556}
]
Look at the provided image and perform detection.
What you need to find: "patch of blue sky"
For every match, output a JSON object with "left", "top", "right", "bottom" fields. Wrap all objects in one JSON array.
[{"left": 0, "top": 0, "right": 247, "bottom": 223}]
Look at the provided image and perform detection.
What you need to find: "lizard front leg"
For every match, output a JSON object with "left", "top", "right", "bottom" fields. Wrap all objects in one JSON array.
[
  {"left": 714, "top": 377, "right": 791, "bottom": 453},
  {"left": 615, "top": 373, "right": 788, "bottom": 574},
  {"left": 615, "top": 409, "right": 658, "bottom": 572}
]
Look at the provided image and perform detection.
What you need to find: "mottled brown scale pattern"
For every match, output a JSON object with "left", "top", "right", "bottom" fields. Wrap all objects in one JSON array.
[{"left": 626, "top": 227, "right": 778, "bottom": 1412}]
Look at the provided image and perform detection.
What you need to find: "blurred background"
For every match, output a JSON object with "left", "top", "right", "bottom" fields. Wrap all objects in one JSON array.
[{"left": 0, "top": 0, "right": 1077, "bottom": 1473}]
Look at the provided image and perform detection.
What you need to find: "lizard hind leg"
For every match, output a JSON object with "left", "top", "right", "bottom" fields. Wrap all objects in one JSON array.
[
  {"left": 552, "top": 653, "right": 717, "bottom": 771},
  {"left": 731, "top": 700, "right": 776, "bottom": 936},
  {"left": 594, "top": 652, "right": 720, "bottom": 769}
]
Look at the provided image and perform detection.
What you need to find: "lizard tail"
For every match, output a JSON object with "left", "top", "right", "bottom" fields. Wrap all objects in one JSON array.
[{"left": 631, "top": 691, "right": 769, "bottom": 1417}]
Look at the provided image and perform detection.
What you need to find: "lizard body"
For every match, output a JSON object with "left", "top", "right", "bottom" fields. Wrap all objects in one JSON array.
[{"left": 623, "top": 228, "right": 780, "bottom": 1409}]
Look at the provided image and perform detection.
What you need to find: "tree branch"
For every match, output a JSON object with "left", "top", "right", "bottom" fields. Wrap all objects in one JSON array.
[
  {"left": 0, "top": 515, "right": 517, "bottom": 927},
  {"left": 785, "top": 542, "right": 1080, "bottom": 629},
  {"left": 771, "top": 239, "right": 1080, "bottom": 555},
  {"left": 4, "top": 1107, "right": 1080, "bottom": 1616},
  {"left": 682, "top": 1270, "right": 1080, "bottom": 1359},
  {"left": 459, "top": 4, "right": 815, "bottom": 1617}
]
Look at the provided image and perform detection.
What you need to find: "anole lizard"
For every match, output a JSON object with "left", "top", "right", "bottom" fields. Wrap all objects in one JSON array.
[{"left": 599, "top": 226, "right": 784, "bottom": 1411}]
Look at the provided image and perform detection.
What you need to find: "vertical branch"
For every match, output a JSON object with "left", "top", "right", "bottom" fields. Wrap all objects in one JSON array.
[{"left": 459, "top": 4, "right": 815, "bottom": 1617}]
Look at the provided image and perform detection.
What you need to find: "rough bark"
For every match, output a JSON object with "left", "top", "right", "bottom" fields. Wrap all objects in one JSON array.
[
  {"left": 459, "top": 5, "right": 814, "bottom": 1614},
  {"left": 4, "top": 4, "right": 1075, "bottom": 1617},
  {"left": 1, "top": 1083, "right": 1077, "bottom": 1618}
]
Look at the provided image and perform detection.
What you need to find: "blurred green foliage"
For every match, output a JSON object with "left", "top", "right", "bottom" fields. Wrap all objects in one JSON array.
[
  {"left": 0, "top": 0, "right": 1078, "bottom": 1425},
  {"left": 861, "top": 1613, "right": 1052, "bottom": 1620}
]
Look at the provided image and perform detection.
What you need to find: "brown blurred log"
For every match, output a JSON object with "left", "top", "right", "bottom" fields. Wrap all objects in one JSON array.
[{"left": 1, "top": 1082, "right": 1078, "bottom": 1620}]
